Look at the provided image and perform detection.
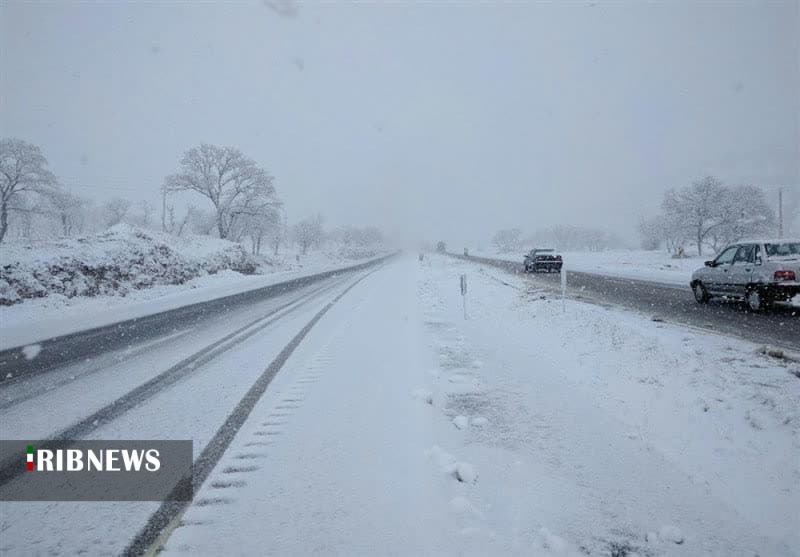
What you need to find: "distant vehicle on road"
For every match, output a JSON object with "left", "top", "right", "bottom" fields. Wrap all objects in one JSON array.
[
  {"left": 436, "top": 241, "right": 446, "bottom": 253},
  {"left": 523, "top": 248, "right": 563, "bottom": 273},
  {"left": 690, "top": 239, "right": 800, "bottom": 310}
]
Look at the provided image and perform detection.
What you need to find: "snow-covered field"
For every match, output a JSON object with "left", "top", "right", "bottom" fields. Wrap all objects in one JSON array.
[
  {"left": 162, "top": 254, "right": 798, "bottom": 556},
  {"left": 473, "top": 248, "right": 705, "bottom": 286},
  {"left": 0, "top": 226, "right": 387, "bottom": 349}
]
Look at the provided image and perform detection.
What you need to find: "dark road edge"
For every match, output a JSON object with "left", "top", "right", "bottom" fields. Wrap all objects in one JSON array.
[
  {"left": 0, "top": 253, "right": 397, "bottom": 382},
  {"left": 123, "top": 265, "right": 381, "bottom": 556}
]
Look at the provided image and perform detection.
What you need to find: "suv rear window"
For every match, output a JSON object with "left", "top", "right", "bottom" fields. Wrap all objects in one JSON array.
[{"left": 764, "top": 243, "right": 800, "bottom": 257}]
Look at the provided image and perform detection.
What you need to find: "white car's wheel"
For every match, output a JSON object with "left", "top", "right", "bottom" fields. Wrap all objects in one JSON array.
[{"left": 693, "top": 282, "right": 709, "bottom": 304}]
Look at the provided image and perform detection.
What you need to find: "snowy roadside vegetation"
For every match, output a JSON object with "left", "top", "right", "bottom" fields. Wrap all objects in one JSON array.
[
  {"left": 0, "top": 224, "right": 257, "bottom": 305},
  {"left": 0, "top": 139, "right": 388, "bottom": 313}
]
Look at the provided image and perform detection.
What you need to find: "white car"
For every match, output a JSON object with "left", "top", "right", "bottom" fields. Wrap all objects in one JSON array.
[{"left": 690, "top": 239, "right": 800, "bottom": 310}]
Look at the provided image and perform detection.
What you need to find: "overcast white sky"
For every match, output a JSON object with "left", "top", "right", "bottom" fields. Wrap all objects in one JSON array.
[{"left": 2, "top": 0, "right": 798, "bottom": 247}]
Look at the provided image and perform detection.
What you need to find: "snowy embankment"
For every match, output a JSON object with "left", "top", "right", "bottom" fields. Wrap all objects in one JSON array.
[
  {"left": 0, "top": 225, "right": 387, "bottom": 349},
  {"left": 472, "top": 248, "right": 704, "bottom": 286},
  {"left": 0, "top": 224, "right": 258, "bottom": 306}
]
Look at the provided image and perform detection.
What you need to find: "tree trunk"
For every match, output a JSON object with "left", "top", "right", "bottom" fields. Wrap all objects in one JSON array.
[{"left": 0, "top": 205, "right": 8, "bottom": 243}]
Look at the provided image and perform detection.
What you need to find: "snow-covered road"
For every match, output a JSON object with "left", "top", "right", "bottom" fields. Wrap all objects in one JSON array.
[
  {"left": 164, "top": 255, "right": 798, "bottom": 556},
  {"left": 1, "top": 254, "right": 797, "bottom": 556}
]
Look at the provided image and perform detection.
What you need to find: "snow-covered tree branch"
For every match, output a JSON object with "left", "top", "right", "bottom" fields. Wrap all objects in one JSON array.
[{"left": 163, "top": 144, "right": 280, "bottom": 239}]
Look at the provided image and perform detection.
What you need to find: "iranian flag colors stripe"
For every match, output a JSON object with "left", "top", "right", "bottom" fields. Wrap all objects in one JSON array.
[{"left": 27, "top": 445, "right": 33, "bottom": 471}]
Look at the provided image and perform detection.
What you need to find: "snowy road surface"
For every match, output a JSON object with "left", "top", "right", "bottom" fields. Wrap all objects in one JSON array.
[
  {"left": 454, "top": 253, "right": 800, "bottom": 351},
  {"left": 1, "top": 255, "right": 798, "bottom": 556}
]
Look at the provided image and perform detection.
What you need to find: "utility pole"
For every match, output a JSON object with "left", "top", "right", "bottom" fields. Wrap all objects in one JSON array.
[
  {"left": 161, "top": 185, "right": 167, "bottom": 232},
  {"left": 761, "top": 184, "right": 795, "bottom": 237}
]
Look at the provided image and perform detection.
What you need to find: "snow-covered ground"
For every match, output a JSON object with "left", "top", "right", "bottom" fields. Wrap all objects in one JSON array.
[
  {"left": 562, "top": 249, "right": 705, "bottom": 285},
  {"left": 472, "top": 248, "right": 705, "bottom": 286},
  {"left": 162, "top": 254, "right": 798, "bottom": 556},
  {"left": 0, "top": 224, "right": 258, "bottom": 306},
  {"left": 0, "top": 226, "right": 387, "bottom": 349}
]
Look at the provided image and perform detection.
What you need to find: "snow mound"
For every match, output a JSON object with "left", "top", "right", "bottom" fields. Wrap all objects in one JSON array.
[
  {"left": 452, "top": 415, "right": 469, "bottom": 429},
  {"left": 470, "top": 416, "right": 489, "bottom": 427},
  {"left": 450, "top": 461, "right": 477, "bottom": 484},
  {"left": 427, "top": 446, "right": 478, "bottom": 483},
  {"left": 0, "top": 225, "right": 257, "bottom": 305}
]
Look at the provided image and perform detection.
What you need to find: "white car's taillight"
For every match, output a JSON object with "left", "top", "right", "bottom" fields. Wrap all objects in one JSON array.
[{"left": 774, "top": 270, "right": 796, "bottom": 281}]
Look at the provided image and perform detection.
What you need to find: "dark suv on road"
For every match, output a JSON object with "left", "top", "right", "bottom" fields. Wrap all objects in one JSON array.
[{"left": 523, "top": 248, "right": 563, "bottom": 273}]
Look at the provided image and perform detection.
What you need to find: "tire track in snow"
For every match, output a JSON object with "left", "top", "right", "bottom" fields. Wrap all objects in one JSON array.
[
  {"left": 124, "top": 265, "right": 382, "bottom": 556},
  {"left": 0, "top": 277, "right": 344, "bottom": 489}
]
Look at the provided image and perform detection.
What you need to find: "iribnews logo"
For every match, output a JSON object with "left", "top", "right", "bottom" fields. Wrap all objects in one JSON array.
[
  {"left": 25, "top": 444, "right": 161, "bottom": 472},
  {"left": 1, "top": 440, "right": 192, "bottom": 501}
]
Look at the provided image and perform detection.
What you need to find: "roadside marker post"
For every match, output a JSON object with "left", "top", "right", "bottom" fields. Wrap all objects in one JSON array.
[
  {"left": 460, "top": 274, "right": 468, "bottom": 320},
  {"left": 560, "top": 266, "right": 567, "bottom": 313}
]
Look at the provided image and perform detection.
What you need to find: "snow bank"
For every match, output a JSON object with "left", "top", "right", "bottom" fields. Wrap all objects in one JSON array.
[{"left": 0, "top": 224, "right": 257, "bottom": 305}]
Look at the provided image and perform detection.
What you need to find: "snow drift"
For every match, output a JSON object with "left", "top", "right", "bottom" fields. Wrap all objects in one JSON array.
[{"left": 0, "top": 225, "right": 257, "bottom": 305}]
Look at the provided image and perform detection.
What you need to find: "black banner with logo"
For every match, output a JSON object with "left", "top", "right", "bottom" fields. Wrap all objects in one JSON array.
[{"left": 0, "top": 440, "right": 193, "bottom": 501}]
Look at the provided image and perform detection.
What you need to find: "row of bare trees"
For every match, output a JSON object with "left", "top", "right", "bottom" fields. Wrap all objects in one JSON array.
[
  {"left": 639, "top": 177, "right": 777, "bottom": 256},
  {"left": 1, "top": 138, "right": 382, "bottom": 256},
  {"left": 492, "top": 225, "right": 624, "bottom": 253}
]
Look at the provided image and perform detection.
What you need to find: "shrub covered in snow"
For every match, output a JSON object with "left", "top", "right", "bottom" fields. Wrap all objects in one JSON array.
[{"left": 0, "top": 225, "right": 257, "bottom": 305}]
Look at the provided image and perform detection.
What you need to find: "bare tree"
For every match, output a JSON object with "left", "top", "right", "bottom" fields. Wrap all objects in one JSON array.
[
  {"left": 0, "top": 138, "right": 59, "bottom": 242},
  {"left": 48, "top": 190, "right": 93, "bottom": 237},
  {"left": 268, "top": 220, "right": 286, "bottom": 255},
  {"left": 637, "top": 217, "right": 662, "bottom": 250},
  {"left": 103, "top": 197, "right": 131, "bottom": 228},
  {"left": 660, "top": 178, "right": 775, "bottom": 255},
  {"left": 163, "top": 144, "right": 279, "bottom": 239},
  {"left": 237, "top": 208, "right": 281, "bottom": 255},
  {"left": 338, "top": 225, "right": 384, "bottom": 248},
  {"left": 293, "top": 214, "right": 324, "bottom": 255},
  {"left": 662, "top": 176, "right": 728, "bottom": 256},
  {"left": 492, "top": 228, "right": 523, "bottom": 253},
  {"left": 135, "top": 200, "right": 156, "bottom": 228},
  {"left": 637, "top": 212, "right": 689, "bottom": 255}
]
